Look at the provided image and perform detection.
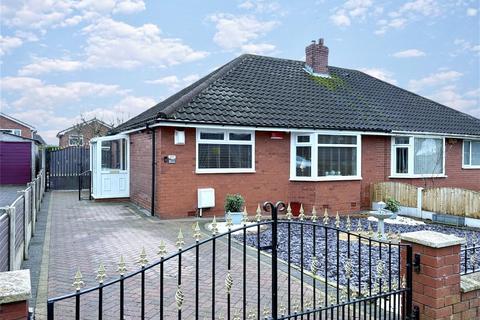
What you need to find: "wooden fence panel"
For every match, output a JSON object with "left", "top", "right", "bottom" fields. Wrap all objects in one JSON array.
[
  {"left": 371, "top": 182, "right": 418, "bottom": 207},
  {"left": 422, "top": 188, "right": 480, "bottom": 218}
]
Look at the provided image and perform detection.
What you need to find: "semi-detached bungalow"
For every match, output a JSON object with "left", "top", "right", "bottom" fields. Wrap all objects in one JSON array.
[{"left": 90, "top": 39, "right": 480, "bottom": 218}]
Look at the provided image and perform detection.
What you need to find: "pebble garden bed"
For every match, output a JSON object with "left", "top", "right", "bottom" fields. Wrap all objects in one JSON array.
[{"left": 234, "top": 216, "right": 480, "bottom": 292}]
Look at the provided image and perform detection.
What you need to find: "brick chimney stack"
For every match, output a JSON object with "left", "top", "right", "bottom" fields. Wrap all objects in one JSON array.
[{"left": 305, "top": 38, "right": 329, "bottom": 75}]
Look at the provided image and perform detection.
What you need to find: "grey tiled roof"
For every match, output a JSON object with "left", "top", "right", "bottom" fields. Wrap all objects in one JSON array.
[{"left": 114, "top": 54, "right": 480, "bottom": 136}]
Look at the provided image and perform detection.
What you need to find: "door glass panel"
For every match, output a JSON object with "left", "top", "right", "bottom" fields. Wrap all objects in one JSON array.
[{"left": 101, "top": 139, "right": 126, "bottom": 170}]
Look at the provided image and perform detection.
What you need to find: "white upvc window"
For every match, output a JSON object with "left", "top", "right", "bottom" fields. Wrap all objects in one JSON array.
[
  {"left": 0, "top": 129, "right": 21, "bottom": 136},
  {"left": 390, "top": 136, "right": 445, "bottom": 178},
  {"left": 290, "top": 132, "right": 362, "bottom": 181},
  {"left": 463, "top": 140, "right": 480, "bottom": 169},
  {"left": 196, "top": 129, "right": 255, "bottom": 173},
  {"left": 69, "top": 134, "right": 84, "bottom": 146}
]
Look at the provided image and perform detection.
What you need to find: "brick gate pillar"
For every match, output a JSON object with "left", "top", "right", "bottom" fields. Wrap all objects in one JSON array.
[
  {"left": 400, "top": 230, "right": 465, "bottom": 320},
  {"left": 0, "top": 270, "right": 31, "bottom": 320}
]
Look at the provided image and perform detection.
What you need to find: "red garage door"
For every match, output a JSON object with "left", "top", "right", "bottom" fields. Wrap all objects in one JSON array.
[{"left": 0, "top": 142, "right": 31, "bottom": 184}]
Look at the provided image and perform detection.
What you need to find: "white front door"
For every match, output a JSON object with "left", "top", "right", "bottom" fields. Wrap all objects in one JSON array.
[{"left": 91, "top": 135, "right": 129, "bottom": 199}]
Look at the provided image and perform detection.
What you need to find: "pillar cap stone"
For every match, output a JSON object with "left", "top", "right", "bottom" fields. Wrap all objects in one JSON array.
[
  {"left": 0, "top": 270, "right": 31, "bottom": 304},
  {"left": 400, "top": 230, "right": 465, "bottom": 248}
]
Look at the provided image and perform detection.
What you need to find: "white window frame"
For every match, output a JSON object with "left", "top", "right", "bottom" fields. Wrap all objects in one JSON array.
[
  {"left": 462, "top": 140, "right": 480, "bottom": 169},
  {"left": 0, "top": 129, "right": 21, "bottom": 136},
  {"left": 290, "top": 131, "right": 362, "bottom": 181},
  {"left": 196, "top": 128, "right": 255, "bottom": 174},
  {"left": 390, "top": 135, "right": 446, "bottom": 178},
  {"left": 68, "top": 134, "right": 84, "bottom": 146}
]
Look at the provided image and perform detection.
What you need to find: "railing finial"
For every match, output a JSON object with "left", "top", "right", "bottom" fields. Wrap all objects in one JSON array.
[
  {"left": 72, "top": 268, "right": 85, "bottom": 291},
  {"left": 157, "top": 240, "right": 167, "bottom": 258},
  {"left": 96, "top": 263, "right": 107, "bottom": 284},
  {"left": 117, "top": 255, "right": 127, "bottom": 276}
]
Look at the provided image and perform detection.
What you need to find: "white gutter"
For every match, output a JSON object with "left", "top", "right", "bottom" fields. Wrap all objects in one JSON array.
[{"left": 117, "top": 120, "right": 480, "bottom": 139}]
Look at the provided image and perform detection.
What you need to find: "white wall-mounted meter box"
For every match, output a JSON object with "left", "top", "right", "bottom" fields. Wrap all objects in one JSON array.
[{"left": 197, "top": 188, "right": 215, "bottom": 209}]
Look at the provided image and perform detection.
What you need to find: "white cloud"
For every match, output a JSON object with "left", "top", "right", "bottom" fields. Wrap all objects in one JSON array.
[
  {"left": 9, "top": 94, "right": 155, "bottom": 145},
  {"left": 330, "top": 0, "right": 375, "bottom": 27},
  {"left": 145, "top": 74, "right": 200, "bottom": 90},
  {"left": 113, "top": 0, "right": 146, "bottom": 14},
  {"left": 79, "top": 95, "right": 156, "bottom": 126},
  {"left": 467, "top": 8, "right": 477, "bottom": 16},
  {"left": 1, "top": 76, "right": 127, "bottom": 110},
  {"left": 19, "top": 58, "right": 83, "bottom": 76},
  {"left": 18, "top": 18, "right": 209, "bottom": 75},
  {"left": 240, "top": 43, "right": 276, "bottom": 54},
  {"left": 208, "top": 13, "right": 278, "bottom": 53},
  {"left": 330, "top": 10, "right": 351, "bottom": 26},
  {"left": 392, "top": 49, "right": 426, "bottom": 58},
  {"left": 0, "top": 35, "right": 22, "bottom": 56},
  {"left": 428, "top": 85, "right": 480, "bottom": 118},
  {"left": 82, "top": 18, "right": 208, "bottom": 69},
  {"left": 2, "top": 76, "right": 154, "bottom": 144},
  {"left": 1, "top": 0, "right": 146, "bottom": 32},
  {"left": 359, "top": 68, "right": 398, "bottom": 85},
  {"left": 408, "top": 70, "right": 463, "bottom": 91},
  {"left": 453, "top": 39, "right": 480, "bottom": 56},
  {"left": 238, "top": 1, "right": 283, "bottom": 14},
  {"left": 375, "top": 0, "right": 442, "bottom": 35}
]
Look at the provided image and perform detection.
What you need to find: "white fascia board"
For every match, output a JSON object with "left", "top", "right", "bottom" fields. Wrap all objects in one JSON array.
[{"left": 115, "top": 120, "right": 480, "bottom": 140}]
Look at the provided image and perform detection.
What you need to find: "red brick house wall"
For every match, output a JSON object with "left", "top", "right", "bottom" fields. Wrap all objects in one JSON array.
[
  {"left": 58, "top": 124, "right": 110, "bottom": 148},
  {"left": 0, "top": 115, "right": 33, "bottom": 139},
  {"left": 130, "top": 131, "right": 154, "bottom": 210},
  {"left": 129, "top": 127, "right": 480, "bottom": 218}
]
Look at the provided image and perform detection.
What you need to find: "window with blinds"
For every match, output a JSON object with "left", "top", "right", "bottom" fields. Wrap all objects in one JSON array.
[{"left": 196, "top": 130, "right": 254, "bottom": 173}]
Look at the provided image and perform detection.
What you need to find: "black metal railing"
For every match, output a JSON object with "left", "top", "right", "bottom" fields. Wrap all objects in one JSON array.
[
  {"left": 47, "top": 201, "right": 414, "bottom": 319},
  {"left": 78, "top": 170, "right": 92, "bottom": 201},
  {"left": 461, "top": 243, "right": 480, "bottom": 275}
]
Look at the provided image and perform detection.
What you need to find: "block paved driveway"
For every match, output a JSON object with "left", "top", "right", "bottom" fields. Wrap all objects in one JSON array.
[{"left": 36, "top": 191, "right": 316, "bottom": 320}]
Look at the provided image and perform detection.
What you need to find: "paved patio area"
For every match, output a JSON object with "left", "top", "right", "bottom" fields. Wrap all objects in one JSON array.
[
  {"left": 32, "top": 191, "right": 314, "bottom": 319},
  {"left": 0, "top": 184, "right": 27, "bottom": 207}
]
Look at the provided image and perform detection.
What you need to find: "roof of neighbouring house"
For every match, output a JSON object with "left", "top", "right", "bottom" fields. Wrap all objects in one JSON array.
[
  {"left": 57, "top": 118, "right": 113, "bottom": 137},
  {"left": 0, "top": 112, "right": 36, "bottom": 130},
  {"left": 113, "top": 54, "right": 480, "bottom": 136}
]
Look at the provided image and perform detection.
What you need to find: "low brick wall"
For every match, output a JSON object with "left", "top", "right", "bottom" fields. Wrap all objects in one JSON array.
[{"left": 401, "top": 231, "right": 480, "bottom": 320}]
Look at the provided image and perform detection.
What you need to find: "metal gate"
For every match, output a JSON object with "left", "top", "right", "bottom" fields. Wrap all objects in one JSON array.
[
  {"left": 46, "top": 147, "right": 89, "bottom": 190},
  {"left": 47, "top": 201, "right": 414, "bottom": 319}
]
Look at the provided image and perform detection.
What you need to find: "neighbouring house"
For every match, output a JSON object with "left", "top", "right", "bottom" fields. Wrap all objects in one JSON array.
[
  {"left": 57, "top": 118, "right": 112, "bottom": 148},
  {"left": 90, "top": 38, "right": 480, "bottom": 218},
  {"left": 0, "top": 112, "right": 36, "bottom": 139},
  {"left": 0, "top": 114, "right": 46, "bottom": 185}
]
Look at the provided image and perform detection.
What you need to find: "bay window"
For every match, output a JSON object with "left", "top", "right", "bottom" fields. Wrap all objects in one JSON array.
[
  {"left": 291, "top": 132, "right": 361, "bottom": 180},
  {"left": 391, "top": 136, "right": 445, "bottom": 177},
  {"left": 196, "top": 129, "right": 255, "bottom": 173},
  {"left": 463, "top": 140, "right": 480, "bottom": 168}
]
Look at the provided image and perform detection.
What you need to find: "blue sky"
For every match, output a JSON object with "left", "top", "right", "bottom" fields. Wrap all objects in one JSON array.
[{"left": 1, "top": 0, "right": 479, "bottom": 144}]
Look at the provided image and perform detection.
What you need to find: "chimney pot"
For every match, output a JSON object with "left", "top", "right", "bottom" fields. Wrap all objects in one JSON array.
[{"left": 305, "top": 37, "right": 329, "bottom": 75}]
